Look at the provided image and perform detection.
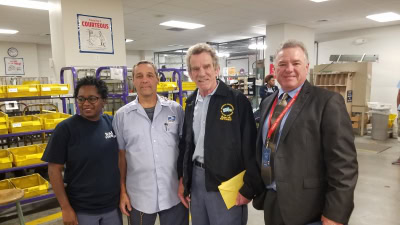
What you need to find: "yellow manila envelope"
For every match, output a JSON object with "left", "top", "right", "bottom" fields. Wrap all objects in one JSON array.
[{"left": 218, "top": 170, "right": 246, "bottom": 209}]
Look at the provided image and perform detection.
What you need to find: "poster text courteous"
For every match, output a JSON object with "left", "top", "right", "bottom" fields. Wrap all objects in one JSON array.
[{"left": 77, "top": 14, "right": 114, "bottom": 54}]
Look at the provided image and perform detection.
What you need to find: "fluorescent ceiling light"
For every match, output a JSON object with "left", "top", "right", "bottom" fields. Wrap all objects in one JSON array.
[
  {"left": 248, "top": 43, "right": 267, "bottom": 50},
  {"left": 174, "top": 50, "right": 188, "bottom": 53},
  {"left": 125, "top": 39, "right": 134, "bottom": 43},
  {"left": 0, "top": 0, "right": 49, "bottom": 10},
  {"left": 0, "top": 29, "right": 19, "bottom": 34},
  {"left": 216, "top": 52, "right": 230, "bottom": 58},
  {"left": 310, "top": 0, "right": 329, "bottom": 2},
  {"left": 160, "top": 20, "right": 205, "bottom": 29},
  {"left": 366, "top": 12, "right": 400, "bottom": 22}
]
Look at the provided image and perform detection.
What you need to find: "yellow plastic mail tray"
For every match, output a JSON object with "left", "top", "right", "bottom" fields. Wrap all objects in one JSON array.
[
  {"left": 10, "top": 174, "right": 49, "bottom": 198},
  {"left": 0, "top": 85, "right": 7, "bottom": 98},
  {"left": 7, "top": 85, "right": 40, "bottom": 97},
  {"left": 10, "top": 145, "right": 44, "bottom": 167},
  {"left": 9, "top": 115, "right": 42, "bottom": 133},
  {"left": 0, "top": 112, "right": 9, "bottom": 135},
  {"left": 22, "top": 81, "right": 40, "bottom": 85},
  {"left": 157, "top": 82, "right": 177, "bottom": 92},
  {"left": 35, "top": 112, "right": 71, "bottom": 130},
  {"left": 182, "top": 82, "right": 197, "bottom": 91},
  {"left": 0, "top": 179, "right": 14, "bottom": 190},
  {"left": 103, "top": 111, "right": 113, "bottom": 116},
  {"left": 40, "top": 84, "right": 70, "bottom": 96},
  {"left": 0, "top": 149, "right": 13, "bottom": 170},
  {"left": 37, "top": 143, "right": 47, "bottom": 152}
]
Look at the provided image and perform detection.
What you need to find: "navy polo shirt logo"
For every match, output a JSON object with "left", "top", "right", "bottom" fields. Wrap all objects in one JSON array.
[{"left": 105, "top": 131, "right": 116, "bottom": 139}]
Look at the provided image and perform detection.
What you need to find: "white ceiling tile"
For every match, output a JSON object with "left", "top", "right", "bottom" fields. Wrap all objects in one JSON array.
[{"left": 2, "top": 0, "right": 400, "bottom": 51}]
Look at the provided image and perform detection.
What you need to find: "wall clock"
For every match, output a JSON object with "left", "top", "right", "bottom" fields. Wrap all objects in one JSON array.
[{"left": 7, "top": 47, "right": 18, "bottom": 57}]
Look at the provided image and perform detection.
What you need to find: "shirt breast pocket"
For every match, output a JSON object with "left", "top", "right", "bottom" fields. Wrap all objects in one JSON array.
[
  {"left": 163, "top": 123, "right": 179, "bottom": 147},
  {"left": 166, "top": 122, "right": 178, "bottom": 134}
]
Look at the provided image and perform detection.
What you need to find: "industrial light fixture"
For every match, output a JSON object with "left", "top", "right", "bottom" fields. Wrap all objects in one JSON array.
[
  {"left": 0, "top": 0, "right": 49, "bottom": 10},
  {"left": 248, "top": 43, "right": 267, "bottom": 50},
  {"left": 216, "top": 52, "right": 230, "bottom": 58},
  {"left": 366, "top": 12, "right": 400, "bottom": 22},
  {"left": 174, "top": 50, "right": 188, "bottom": 53},
  {"left": 125, "top": 39, "right": 134, "bottom": 43},
  {"left": 160, "top": 20, "right": 205, "bottom": 29},
  {"left": 310, "top": 0, "right": 329, "bottom": 2},
  {"left": 0, "top": 29, "right": 19, "bottom": 34}
]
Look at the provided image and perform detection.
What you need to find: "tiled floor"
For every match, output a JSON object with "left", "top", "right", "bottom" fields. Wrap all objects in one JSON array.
[{"left": 1, "top": 136, "right": 399, "bottom": 225}]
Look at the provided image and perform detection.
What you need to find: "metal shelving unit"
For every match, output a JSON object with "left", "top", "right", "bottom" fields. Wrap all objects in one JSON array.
[
  {"left": 0, "top": 161, "right": 52, "bottom": 210},
  {"left": 60, "top": 66, "right": 129, "bottom": 115},
  {"left": 0, "top": 66, "right": 130, "bottom": 212},
  {"left": 158, "top": 68, "right": 185, "bottom": 105},
  {"left": 0, "top": 162, "right": 48, "bottom": 174},
  {"left": 0, "top": 192, "right": 55, "bottom": 210},
  {"left": 0, "top": 72, "right": 69, "bottom": 211}
]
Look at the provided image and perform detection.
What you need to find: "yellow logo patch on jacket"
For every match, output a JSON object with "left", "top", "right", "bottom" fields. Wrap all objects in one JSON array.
[{"left": 220, "top": 103, "right": 234, "bottom": 121}]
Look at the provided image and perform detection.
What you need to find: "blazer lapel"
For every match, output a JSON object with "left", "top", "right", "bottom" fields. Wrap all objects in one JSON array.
[{"left": 279, "top": 81, "right": 312, "bottom": 144}]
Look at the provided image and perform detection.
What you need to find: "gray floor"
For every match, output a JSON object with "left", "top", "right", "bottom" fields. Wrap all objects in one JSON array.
[{"left": 1, "top": 136, "right": 399, "bottom": 225}]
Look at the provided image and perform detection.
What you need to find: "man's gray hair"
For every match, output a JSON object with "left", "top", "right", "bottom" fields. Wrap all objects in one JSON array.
[
  {"left": 186, "top": 43, "right": 219, "bottom": 73},
  {"left": 132, "top": 60, "right": 158, "bottom": 78},
  {"left": 274, "top": 39, "right": 309, "bottom": 64}
]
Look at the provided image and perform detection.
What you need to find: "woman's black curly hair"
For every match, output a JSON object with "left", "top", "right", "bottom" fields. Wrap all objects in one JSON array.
[{"left": 73, "top": 76, "right": 108, "bottom": 99}]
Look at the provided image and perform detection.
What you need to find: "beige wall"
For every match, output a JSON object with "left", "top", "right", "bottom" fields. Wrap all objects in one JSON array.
[{"left": 0, "top": 42, "right": 40, "bottom": 77}]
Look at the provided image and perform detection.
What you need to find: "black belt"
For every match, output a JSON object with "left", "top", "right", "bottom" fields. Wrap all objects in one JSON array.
[{"left": 194, "top": 160, "right": 205, "bottom": 169}]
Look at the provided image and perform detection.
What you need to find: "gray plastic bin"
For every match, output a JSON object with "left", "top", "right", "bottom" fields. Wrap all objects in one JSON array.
[{"left": 371, "top": 113, "right": 389, "bottom": 141}]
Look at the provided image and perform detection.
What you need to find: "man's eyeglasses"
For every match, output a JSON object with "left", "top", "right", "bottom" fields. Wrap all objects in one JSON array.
[{"left": 76, "top": 96, "right": 100, "bottom": 104}]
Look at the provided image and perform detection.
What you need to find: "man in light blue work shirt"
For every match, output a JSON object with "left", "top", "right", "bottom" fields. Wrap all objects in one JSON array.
[{"left": 113, "top": 61, "right": 188, "bottom": 225}]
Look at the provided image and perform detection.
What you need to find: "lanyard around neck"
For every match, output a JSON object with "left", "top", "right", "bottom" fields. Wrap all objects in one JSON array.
[{"left": 267, "top": 89, "right": 302, "bottom": 140}]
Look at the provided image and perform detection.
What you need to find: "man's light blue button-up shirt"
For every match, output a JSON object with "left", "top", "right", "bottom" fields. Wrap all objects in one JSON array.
[
  {"left": 192, "top": 82, "right": 219, "bottom": 163},
  {"left": 113, "top": 95, "right": 184, "bottom": 214}
]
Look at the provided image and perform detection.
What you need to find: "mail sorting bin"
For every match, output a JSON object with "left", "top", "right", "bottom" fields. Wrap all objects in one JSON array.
[{"left": 371, "top": 108, "right": 390, "bottom": 141}]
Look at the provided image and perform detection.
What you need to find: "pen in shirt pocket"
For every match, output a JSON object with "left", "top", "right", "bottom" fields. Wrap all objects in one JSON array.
[{"left": 164, "top": 122, "right": 168, "bottom": 132}]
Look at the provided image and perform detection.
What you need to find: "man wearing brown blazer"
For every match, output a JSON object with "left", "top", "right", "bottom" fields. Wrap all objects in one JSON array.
[{"left": 256, "top": 39, "right": 358, "bottom": 225}]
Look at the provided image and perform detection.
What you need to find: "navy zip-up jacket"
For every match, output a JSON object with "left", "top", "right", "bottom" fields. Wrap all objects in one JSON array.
[{"left": 177, "top": 80, "right": 264, "bottom": 199}]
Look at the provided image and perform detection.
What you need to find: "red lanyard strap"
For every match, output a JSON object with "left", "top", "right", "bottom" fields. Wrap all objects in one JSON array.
[{"left": 267, "top": 89, "right": 301, "bottom": 139}]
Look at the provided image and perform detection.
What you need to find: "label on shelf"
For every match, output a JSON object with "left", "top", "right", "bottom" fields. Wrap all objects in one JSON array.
[
  {"left": 61, "top": 87, "right": 68, "bottom": 91},
  {"left": 5, "top": 101, "right": 18, "bottom": 110},
  {"left": 8, "top": 88, "right": 18, "bottom": 93},
  {"left": 110, "top": 68, "right": 123, "bottom": 80},
  {"left": 29, "top": 88, "right": 37, "bottom": 92},
  {"left": 42, "top": 87, "right": 51, "bottom": 91},
  {"left": 58, "top": 94, "right": 73, "bottom": 98},
  {"left": 12, "top": 123, "right": 22, "bottom": 128}
]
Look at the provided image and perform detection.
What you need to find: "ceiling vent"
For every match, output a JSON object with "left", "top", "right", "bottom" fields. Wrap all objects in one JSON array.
[{"left": 166, "top": 28, "right": 187, "bottom": 32}]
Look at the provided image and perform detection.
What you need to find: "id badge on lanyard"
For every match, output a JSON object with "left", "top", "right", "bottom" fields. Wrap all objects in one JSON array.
[
  {"left": 262, "top": 89, "right": 301, "bottom": 167},
  {"left": 262, "top": 147, "right": 272, "bottom": 167}
]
